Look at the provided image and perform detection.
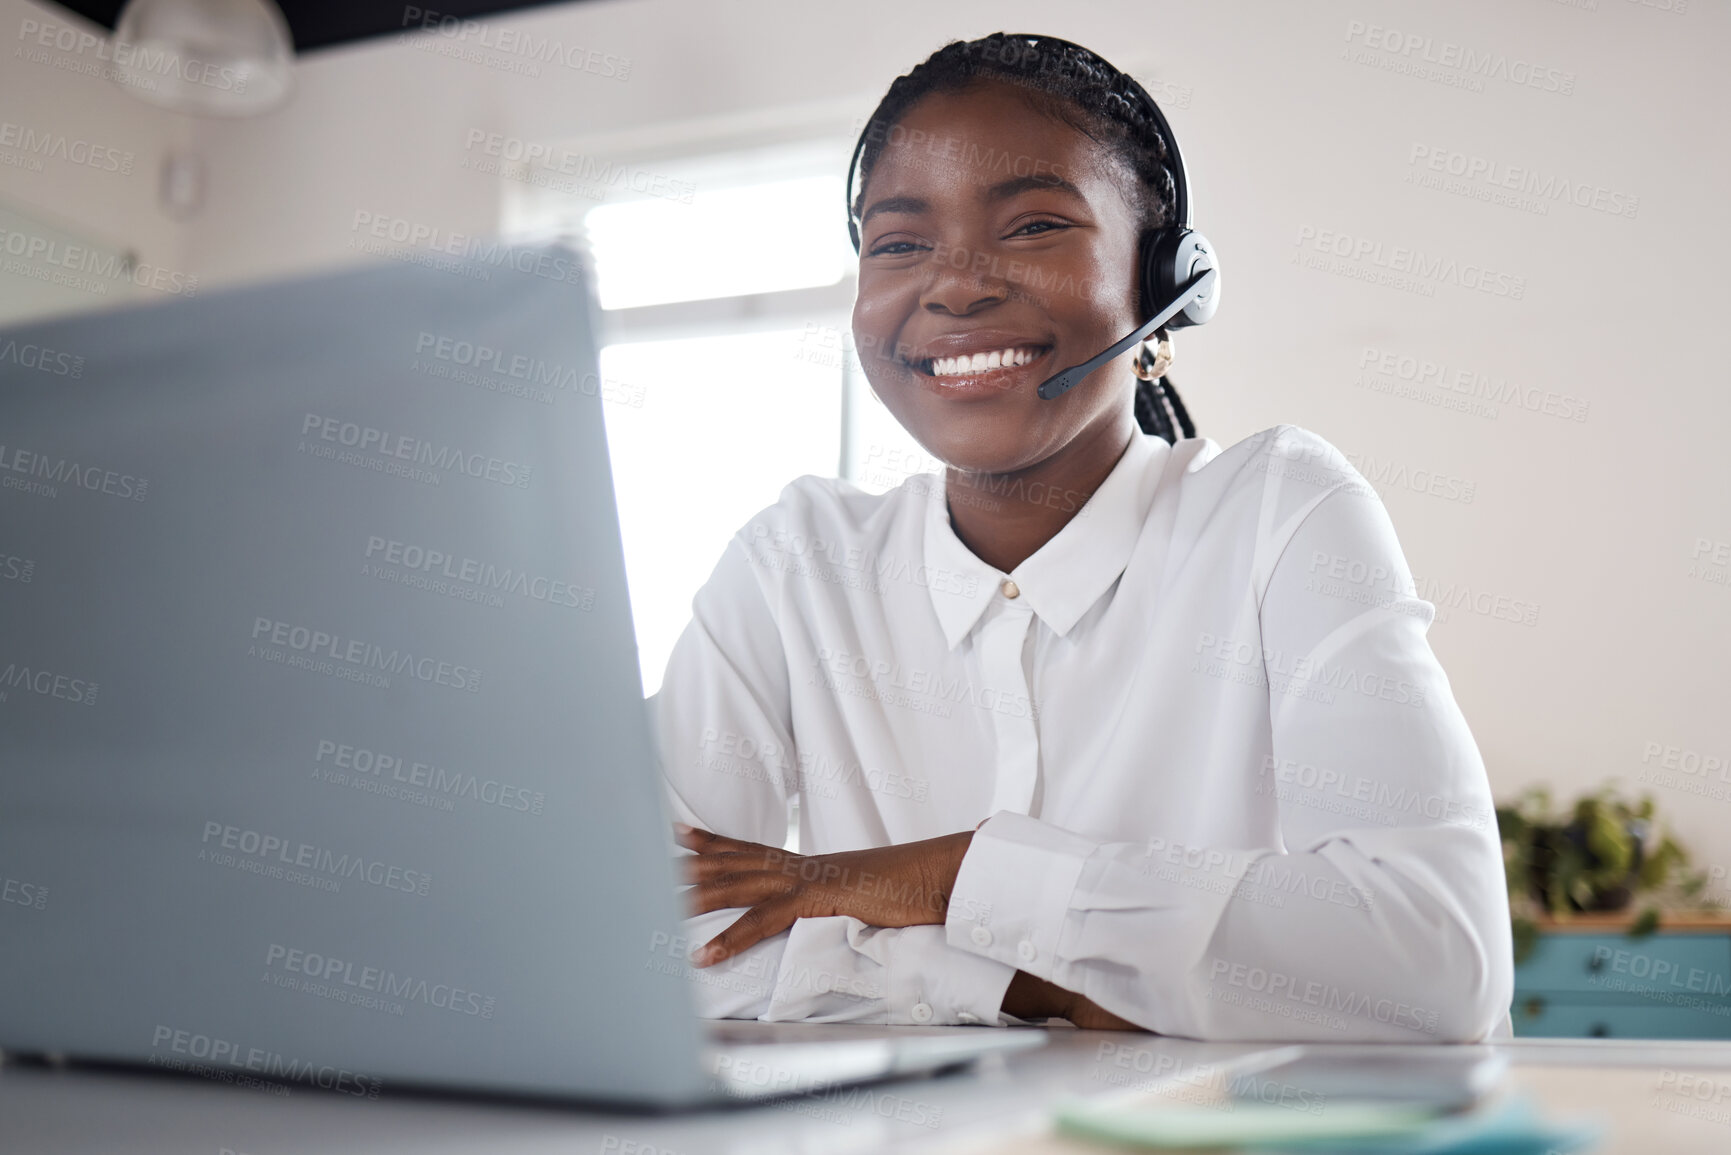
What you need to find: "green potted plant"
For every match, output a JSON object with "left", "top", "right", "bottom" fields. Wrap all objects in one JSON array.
[{"left": 1495, "top": 783, "right": 1717, "bottom": 964}]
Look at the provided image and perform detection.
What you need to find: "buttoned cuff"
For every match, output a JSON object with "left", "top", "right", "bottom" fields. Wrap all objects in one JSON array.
[
  {"left": 880, "top": 922, "right": 1019, "bottom": 1026},
  {"left": 946, "top": 811, "right": 1095, "bottom": 987}
]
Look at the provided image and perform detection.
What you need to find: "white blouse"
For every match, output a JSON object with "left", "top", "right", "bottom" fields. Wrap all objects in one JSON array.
[{"left": 648, "top": 424, "right": 1513, "bottom": 1042}]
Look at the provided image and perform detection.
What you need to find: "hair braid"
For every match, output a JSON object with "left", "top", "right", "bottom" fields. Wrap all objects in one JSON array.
[{"left": 852, "top": 33, "right": 1198, "bottom": 443}]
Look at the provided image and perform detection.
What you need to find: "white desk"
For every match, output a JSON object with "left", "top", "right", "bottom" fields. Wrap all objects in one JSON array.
[{"left": 5, "top": 1027, "right": 1731, "bottom": 1154}]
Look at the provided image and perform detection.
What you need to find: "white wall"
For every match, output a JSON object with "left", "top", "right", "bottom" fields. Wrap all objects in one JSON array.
[
  {"left": 6, "top": 0, "right": 1730, "bottom": 879},
  {"left": 1, "top": 0, "right": 192, "bottom": 318}
]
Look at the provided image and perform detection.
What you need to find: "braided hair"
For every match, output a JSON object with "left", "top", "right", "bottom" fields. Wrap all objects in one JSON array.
[{"left": 851, "top": 33, "right": 1197, "bottom": 444}]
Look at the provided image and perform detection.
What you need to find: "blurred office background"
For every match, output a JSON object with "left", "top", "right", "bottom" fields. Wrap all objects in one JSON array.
[{"left": 2, "top": 0, "right": 1727, "bottom": 875}]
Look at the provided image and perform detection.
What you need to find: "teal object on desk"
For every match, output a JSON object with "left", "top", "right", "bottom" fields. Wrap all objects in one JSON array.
[
  {"left": 1273, "top": 1095, "right": 1601, "bottom": 1154},
  {"left": 1053, "top": 1094, "right": 1600, "bottom": 1154},
  {"left": 1512, "top": 925, "right": 1731, "bottom": 1039}
]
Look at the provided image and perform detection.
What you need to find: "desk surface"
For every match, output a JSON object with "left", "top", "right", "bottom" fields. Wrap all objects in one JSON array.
[{"left": 5, "top": 1027, "right": 1731, "bottom": 1155}]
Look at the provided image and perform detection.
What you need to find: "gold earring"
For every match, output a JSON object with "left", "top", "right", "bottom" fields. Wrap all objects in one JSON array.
[{"left": 1132, "top": 328, "right": 1174, "bottom": 381}]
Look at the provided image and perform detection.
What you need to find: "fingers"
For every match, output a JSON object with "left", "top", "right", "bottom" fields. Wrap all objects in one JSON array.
[
  {"left": 672, "top": 823, "right": 772, "bottom": 857},
  {"left": 1067, "top": 996, "right": 1145, "bottom": 1032},
  {"left": 692, "top": 898, "right": 802, "bottom": 967},
  {"left": 678, "top": 847, "right": 794, "bottom": 885},
  {"left": 682, "top": 870, "right": 794, "bottom": 917}
]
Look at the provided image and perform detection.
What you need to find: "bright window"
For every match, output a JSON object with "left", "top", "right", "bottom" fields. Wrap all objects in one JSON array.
[
  {"left": 586, "top": 175, "right": 852, "bottom": 309},
  {"left": 600, "top": 328, "right": 844, "bottom": 695}
]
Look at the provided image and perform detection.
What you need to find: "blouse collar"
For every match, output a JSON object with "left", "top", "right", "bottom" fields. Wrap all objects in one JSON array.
[{"left": 922, "top": 430, "right": 1171, "bottom": 650}]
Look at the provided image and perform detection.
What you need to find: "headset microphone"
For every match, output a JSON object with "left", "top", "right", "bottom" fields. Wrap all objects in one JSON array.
[
  {"left": 844, "top": 34, "right": 1220, "bottom": 406},
  {"left": 1037, "top": 266, "right": 1214, "bottom": 400}
]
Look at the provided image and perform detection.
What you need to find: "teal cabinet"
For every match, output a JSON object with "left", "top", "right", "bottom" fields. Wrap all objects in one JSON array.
[{"left": 1512, "top": 923, "right": 1731, "bottom": 1039}]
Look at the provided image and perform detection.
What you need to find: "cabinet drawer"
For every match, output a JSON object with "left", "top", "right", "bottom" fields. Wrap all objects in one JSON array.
[
  {"left": 1511, "top": 996, "right": 1731, "bottom": 1039},
  {"left": 1514, "top": 933, "right": 1731, "bottom": 996}
]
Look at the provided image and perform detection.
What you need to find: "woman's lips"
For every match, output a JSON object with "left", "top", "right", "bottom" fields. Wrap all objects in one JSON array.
[{"left": 906, "top": 344, "right": 1054, "bottom": 397}]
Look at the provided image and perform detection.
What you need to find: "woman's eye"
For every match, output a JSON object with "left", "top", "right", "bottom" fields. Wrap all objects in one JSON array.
[
  {"left": 867, "top": 239, "right": 926, "bottom": 257},
  {"left": 1010, "top": 219, "right": 1069, "bottom": 238}
]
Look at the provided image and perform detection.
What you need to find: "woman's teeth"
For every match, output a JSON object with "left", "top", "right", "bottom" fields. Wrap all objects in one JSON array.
[{"left": 927, "top": 346, "right": 1044, "bottom": 377}]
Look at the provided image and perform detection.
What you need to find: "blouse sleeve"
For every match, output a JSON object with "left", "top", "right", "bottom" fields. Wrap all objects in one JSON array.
[
  {"left": 939, "top": 464, "right": 1514, "bottom": 1041},
  {"left": 650, "top": 520, "right": 1018, "bottom": 1026}
]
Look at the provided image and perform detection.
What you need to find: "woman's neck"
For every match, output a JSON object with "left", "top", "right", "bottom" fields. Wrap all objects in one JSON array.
[{"left": 944, "top": 412, "right": 1137, "bottom": 574}]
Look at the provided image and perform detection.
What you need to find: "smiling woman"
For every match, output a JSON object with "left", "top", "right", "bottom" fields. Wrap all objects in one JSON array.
[{"left": 646, "top": 32, "right": 1513, "bottom": 1042}]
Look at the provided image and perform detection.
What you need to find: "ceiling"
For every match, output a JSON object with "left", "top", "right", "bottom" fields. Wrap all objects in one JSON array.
[{"left": 46, "top": 0, "right": 591, "bottom": 53}]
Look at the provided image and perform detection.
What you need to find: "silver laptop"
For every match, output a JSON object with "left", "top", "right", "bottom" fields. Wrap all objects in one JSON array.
[{"left": 0, "top": 243, "right": 1042, "bottom": 1107}]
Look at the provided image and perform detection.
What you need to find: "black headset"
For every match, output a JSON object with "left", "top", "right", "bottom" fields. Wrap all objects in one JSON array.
[{"left": 843, "top": 33, "right": 1219, "bottom": 401}]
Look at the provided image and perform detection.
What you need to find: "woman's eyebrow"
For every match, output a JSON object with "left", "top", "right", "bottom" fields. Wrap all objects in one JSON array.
[
  {"left": 860, "top": 195, "right": 928, "bottom": 227},
  {"left": 983, "top": 173, "right": 1084, "bottom": 204},
  {"left": 858, "top": 174, "right": 1083, "bottom": 229}
]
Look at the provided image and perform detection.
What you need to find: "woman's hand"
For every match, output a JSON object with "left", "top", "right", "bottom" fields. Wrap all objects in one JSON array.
[
  {"left": 675, "top": 823, "right": 973, "bottom": 966},
  {"left": 1002, "top": 970, "right": 1144, "bottom": 1031}
]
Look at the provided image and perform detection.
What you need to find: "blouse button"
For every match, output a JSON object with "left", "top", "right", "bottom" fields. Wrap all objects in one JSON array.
[
  {"left": 970, "top": 925, "right": 994, "bottom": 948},
  {"left": 1001, "top": 579, "right": 1020, "bottom": 599},
  {"left": 1017, "top": 940, "right": 1037, "bottom": 964},
  {"left": 910, "top": 1002, "right": 934, "bottom": 1023}
]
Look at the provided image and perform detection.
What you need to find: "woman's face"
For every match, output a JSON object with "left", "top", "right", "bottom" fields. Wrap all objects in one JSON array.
[{"left": 851, "top": 78, "right": 1145, "bottom": 475}]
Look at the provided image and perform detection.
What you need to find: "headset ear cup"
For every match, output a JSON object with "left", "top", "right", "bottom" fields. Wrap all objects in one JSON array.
[{"left": 1143, "top": 228, "right": 1219, "bottom": 329}]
